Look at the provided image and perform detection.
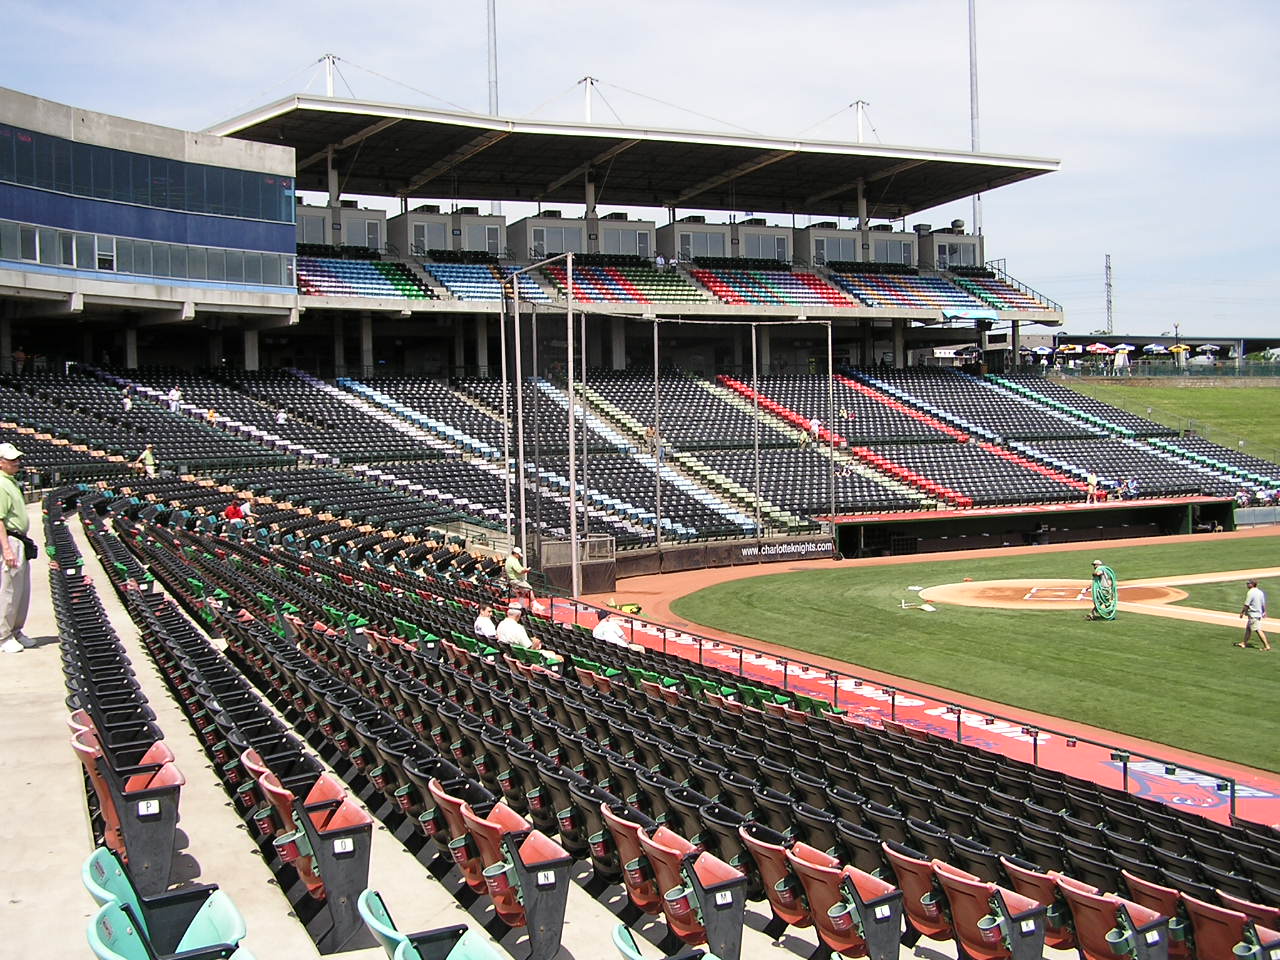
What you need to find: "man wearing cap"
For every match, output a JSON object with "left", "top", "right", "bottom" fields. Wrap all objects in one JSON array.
[
  {"left": 0, "top": 443, "right": 33, "bottom": 654},
  {"left": 497, "top": 603, "right": 536, "bottom": 649},
  {"left": 135, "top": 443, "right": 156, "bottom": 478},
  {"left": 1236, "top": 580, "right": 1271, "bottom": 651},
  {"left": 1086, "top": 559, "right": 1118, "bottom": 621},
  {"left": 592, "top": 610, "right": 630, "bottom": 647},
  {"left": 505, "top": 546, "right": 531, "bottom": 592}
]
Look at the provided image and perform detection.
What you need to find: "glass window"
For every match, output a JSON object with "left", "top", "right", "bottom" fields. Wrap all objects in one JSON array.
[
  {"left": 96, "top": 236, "right": 115, "bottom": 271},
  {"left": 261, "top": 253, "right": 281, "bottom": 286},
  {"left": 302, "top": 214, "right": 324, "bottom": 245},
  {"left": 0, "top": 126, "right": 13, "bottom": 182},
  {"left": 115, "top": 238, "right": 132, "bottom": 274},
  {"left": 13, "top": 130, "right": 34, "bottom": 185},
  {"left": 223, "top": 170, "right": 242, "bottom": 220},
  {"left": 58, "top": 231, "right": 75, "bottom": 266},
  {"left": 529, "top": 226, "right": 544, "bottom": 257},
  {"left": 132, "top": 240, "right": 152, "bottom": 276},
  {"left": 206, "top": 247, "right": 225, "bottom": 281},
  {"left": 91, "top": 145, "right": 113, "bottom": 200},
  {"left": 170, "top": 244, "right": 187, "bottom": 279},
  {"left": 243, "top": 251, "right": 262, "bottom": 284},
  {"left": 284, "top": 256, "right": 294, "bottom": 286},
  {"left": 365, "top": 220, "right": 380, "bottom": 249},
  {"left": 153, "top": 243, "right": 171, "bottom": 277},
  {"left": 76, "top": 233, "right": 95, "bottom": 268},
  {"left": 51, "top": 138, "right": 73, "bottom": 193},
  {"left": 72, "top": 142, "right": 92, "bottom": 195},
  {"left": 110, "top": 151, "right": 131, "bottom": 202},
  {"left": 0, "top": 221, "right": 19, "bottom": 260},
  {"left": 486, "top": 225, "right": 500, "bottom": 255},
  {"left": 33, "top": 132, "right": 55, "bottom": 189},
  {"left": 19, "top": 225, "right": 36, "bottom": 260},
  {"left": 205, "top": 167, "right": 223, "bottom": 216},
  {"left": 225, "top": 249, "right": 244, "bottom": 282},
  {"left": 637, "top": 231, "right": 650, "bottom": 258},
  {"left": 37, "top": 227, "right": 58, "bottom": 265},
  {"left": 187, "top": 245, "right": 206, "bottom": 280}
]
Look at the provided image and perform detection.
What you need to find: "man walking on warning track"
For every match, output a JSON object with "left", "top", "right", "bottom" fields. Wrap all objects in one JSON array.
[
  {"left": 1087, "top": 559, "right": 1118, "bottom": 621},
  {"left": 1236, "top": 580, "right": 1271, "bottom": 650}
]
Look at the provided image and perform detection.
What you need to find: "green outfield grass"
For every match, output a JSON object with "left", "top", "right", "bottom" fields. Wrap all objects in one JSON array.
[
  {"left": 670, "top": 534, "right": 1280, "bottom": 771},
  {"left": 1068, "top": 381, "right": 1280, "bottom": 457},
  {"left": 1177, "top": 575, "right": 1280, "bottom": 616}
]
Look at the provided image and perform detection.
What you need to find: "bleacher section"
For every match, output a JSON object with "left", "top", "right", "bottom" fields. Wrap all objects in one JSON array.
[
  {"left": 993, "top": 375, "right": 1177, "bottom": 437},
  {"left": 690, "top": 268, "right": 851, "bottom": 307},
  {"left": 50, "top": 478, "right": 1280, "bottom": 960},
  {"left": 297, "top": 257, "right": 434, "bottom": 299},
  {"left": 424, "top": 262, "right": 551, "bottom": 302},
  {"left": 829, "top": 270, "right": 985, "bottom": 310},
  {"left": 1016, "top": 438, "right": 1236, "bottom": 497},
  {"left": 952, "top": 274, "right": 1053, "bottom": 311},
  {"left": 542, "top": 264, "right": 706, "bottom": 303}
]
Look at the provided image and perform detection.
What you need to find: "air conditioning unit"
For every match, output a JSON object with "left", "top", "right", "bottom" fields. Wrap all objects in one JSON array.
[
  {"left": 541, "top": 210, "right": 562, "bottom": 219},
  {"left": 602, "top": 212, "right": 628, "bottom": 221},
  {"left": 812, "top": 221, "right": 838, "bottom": 229},
  {"left": 678, "top": 215, "right": 706, "bottom": 223},
  {"left": 456, "top": 206, "right": 480, "bottom": 215},
  {"left": 414, "top": 204, "right": 441, "bottom": 214},
  {"left": 871, "top": 224, "right": 893, "bottom": 232},
  {"left": 740, "top": 217, "right": 766, "bottom": 226}
]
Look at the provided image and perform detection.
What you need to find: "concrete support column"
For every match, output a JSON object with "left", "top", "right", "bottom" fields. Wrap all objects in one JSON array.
[
  {"left": 242, "top": 329, "right": 259, "bottom": 372},
  {"left": 0, "top": 316, "right": 11, "bottom": 373},
  {"left": 327, "top": 147, "right": 342, "bottom": 249},
  {"left": 360, "top": 312, "right": 373, "bottom": 376},
  {"left": 610, "top": 316, "right": 626, "bottom": 370},
  {"left": 207, "top": 331, "right": 224, "bottom": 368},
  {"left": 475, "top": 315, "right": 490, "bottom": 377},
  {"left": 584, "top": 173, "right": 599, "bottom": 254},
  {"left": 124, "top": 328, "right": 138, "bottom": 369},
  {"left": 892, "top": 319, "right": 906, "bottom": 368},
  {"left": 332, "top": 315, "right": 346, "bottom": 377},
  {"left": 759, "top": 326, "right": 772, "bottom": 374},
  {"left": 453, "top": 323, "right": 466, "bottom": 375}
]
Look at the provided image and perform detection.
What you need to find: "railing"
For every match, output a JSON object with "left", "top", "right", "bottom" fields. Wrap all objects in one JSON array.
[
  {"left": 984, "top": 259, "right": 1062, "bottom": 312},
  {"left": 554, "top": 597, "right": 1250, "bottom": 821}
]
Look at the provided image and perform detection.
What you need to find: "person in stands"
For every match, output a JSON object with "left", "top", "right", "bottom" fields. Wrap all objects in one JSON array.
[
  {"left": 473, "top": 604, "right": 497, "bottom": 641},
  {"left": 505, "top": 546, "right": 531, "bottom": 592},
  {"left": 134, "top": 443, "right": 156, "bottom": 478},
  {"left": 592, "top": 610, "right": 629, "bottom": 647}
]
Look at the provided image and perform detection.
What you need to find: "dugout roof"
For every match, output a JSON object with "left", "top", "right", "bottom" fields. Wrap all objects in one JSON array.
[{"left": 209, "top": 95, "right": 1058, "bottom": 219}]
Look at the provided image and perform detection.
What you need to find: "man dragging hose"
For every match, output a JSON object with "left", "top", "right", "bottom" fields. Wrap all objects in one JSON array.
[{"left": 1086, "top": 559, "right": 1118, "bottom": 621}]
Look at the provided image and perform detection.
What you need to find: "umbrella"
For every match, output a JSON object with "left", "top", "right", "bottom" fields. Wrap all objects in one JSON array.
[
  {"left": 1056, "top": 343, "right": 1082, "bottom": 353},
  {"left": 1033, "top": 345, "right": 1054, "bottom": 355},
  {"left": 1085, "top": 342, "right": 1115, "bottom": 354},
  {"left": 1197, "top": 343, "right": 1221, "bottom": 352},
  {"left": 1113, "top": 343, "right": 1136, "bottom": 352},
  {"left": 1142, "top": 343, "right": 1169, "bottom": 354},
  {"left": 1169, "top": 343, "right": 1192, "bottom": 353}
]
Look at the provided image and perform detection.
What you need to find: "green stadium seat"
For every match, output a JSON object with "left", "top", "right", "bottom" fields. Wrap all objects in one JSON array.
[
  {"left": 358, "top": 888, "right": 499, "bottom": 959},
  {"left": 82, "top": 847, "right": 246, "bottom": 956},
  {"left": 88, "top": 899, "right": 255, "bottom": 960}
]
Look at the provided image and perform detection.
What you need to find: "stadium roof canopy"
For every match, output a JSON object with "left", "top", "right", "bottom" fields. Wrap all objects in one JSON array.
[{"left": 209, "top": 95, "right": 1059, "bottom": 220}]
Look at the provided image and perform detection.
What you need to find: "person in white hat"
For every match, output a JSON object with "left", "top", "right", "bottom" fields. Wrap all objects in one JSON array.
[
  {"left": 504, "top": 545, "right": 531, "bottom": 593},
  {"left": 0, "top": 442, "right": 34, "bottom": 653},
  {"left": 496, "top": 602, "right": 535, "bottom": 649}
]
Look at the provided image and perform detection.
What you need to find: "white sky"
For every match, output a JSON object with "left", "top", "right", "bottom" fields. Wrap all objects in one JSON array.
[{"left": 8, "top": 0, "right": 1278, "bottom": 336}]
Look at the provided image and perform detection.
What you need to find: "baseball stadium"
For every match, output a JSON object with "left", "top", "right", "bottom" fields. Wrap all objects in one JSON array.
[{"left": 1, "top": 29, "right": 1279, "bottom": 960}]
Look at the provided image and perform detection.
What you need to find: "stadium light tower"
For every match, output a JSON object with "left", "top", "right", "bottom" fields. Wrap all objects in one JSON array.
[
  {"left": 486, "top": 1, "right": 501, "bottom": 216},
  {"left": 968, "top": 0, "right": 982, "bottom": 235}
]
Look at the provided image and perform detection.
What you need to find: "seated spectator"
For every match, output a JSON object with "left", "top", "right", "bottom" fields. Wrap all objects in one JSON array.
[
  {"left": 473, "top": 604, "right": 497, "bottom": 641},
  {"left": 505, "top": 546, "right": 531, "bottom": 592},
  {"left": 592, "top": 610, "right": 629, "bottom": 647},
  {"left": 496, "top": 603, "right": 562, "bottom": 664}
]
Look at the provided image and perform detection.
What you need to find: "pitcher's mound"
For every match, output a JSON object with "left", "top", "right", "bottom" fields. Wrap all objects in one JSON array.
[{"left": 919, "top": 578, "right": 1186, "bottom": 610}]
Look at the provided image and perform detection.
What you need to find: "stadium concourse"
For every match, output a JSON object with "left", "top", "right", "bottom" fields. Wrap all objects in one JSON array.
[{"left": 5, "top": 83, "right": 1280, "bottom": 958}]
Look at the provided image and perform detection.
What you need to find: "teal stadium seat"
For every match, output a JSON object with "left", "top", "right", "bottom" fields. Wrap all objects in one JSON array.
[
  {"left": 611, "top": 923, "right": 718, "bottom": 960},
  {"left": 82, "top": 847, "right": 247, "bottom": 956},
  {"left": 357, "top": 888, "right": 502, "bottom": 960},
  {"left": 88, "top": 899, "right": 255, "bottom": 960}
]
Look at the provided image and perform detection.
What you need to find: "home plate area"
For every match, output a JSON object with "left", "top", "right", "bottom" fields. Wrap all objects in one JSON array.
[{"left": 917, "top": 578, "right": 1186, "bottom": 610}]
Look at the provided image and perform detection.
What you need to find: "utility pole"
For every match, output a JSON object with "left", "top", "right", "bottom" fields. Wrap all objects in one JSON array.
[
  {"left": 486, "top": 1, "right": 501, "bottom": 215},
  {"left": 1105, "top": 254, "right": 1113, "bottom": 335}
]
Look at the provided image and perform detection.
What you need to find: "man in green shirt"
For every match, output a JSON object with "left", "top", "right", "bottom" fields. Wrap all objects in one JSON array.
[
  {"left": 134, "top": 443, "right": 156, "bottom": 478},
  {"left": 0, "top": 442, "right": 32, "bottom": 654}
]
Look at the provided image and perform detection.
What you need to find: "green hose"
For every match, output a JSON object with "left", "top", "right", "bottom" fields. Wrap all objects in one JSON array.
[{"left": 1092, "top": 565, "right": 1118, "bottom": 620}]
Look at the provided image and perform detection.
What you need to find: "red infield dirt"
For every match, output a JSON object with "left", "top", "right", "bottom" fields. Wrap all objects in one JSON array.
[{"left": 578, "top": 526, "right": 1280, "bottom": 824}]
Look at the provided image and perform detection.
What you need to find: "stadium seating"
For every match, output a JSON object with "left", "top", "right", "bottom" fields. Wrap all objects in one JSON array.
[
  {"left": 297, "top": 257, "right": 434, "bottom": 298},
  {"left": 357, "top": 889, "right": 500, "bottom": 959},
  {"left": 424, "top": 262, "right": 550, "bottom": 302},
  {"left": 953, "top": 274, "right": 1053, "bottom": 311},
  {"left": 543, "top": 263, "right": 706, "bottom": 303},
  {"left": 690, "top": 267, "right": 850, "bottom": 306},
  {"left": 88, "top": 899, "right": 257, "bottom": 960},
  {"left": 829, "top": 271, "right": 985, "bottom": 309}
]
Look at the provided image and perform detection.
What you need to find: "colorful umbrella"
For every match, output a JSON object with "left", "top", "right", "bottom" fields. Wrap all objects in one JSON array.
[
  {"left": 1056, "top": 343, "right": 1082, "bottom": 353},
  {"left": 1113, "top": 343, "right": 1136, "bottom": 352},
  {"left": 1033, "top": 345, "right": 1054, "bottom": 355},
  {"left": 1142, "top": 343, "right": 1169, "bottom": 354},
  {"left": 1085, "top": 342, "right": 1115, "bottom": 354},
  {"left": 1169, "top": 343, "right": 1191, "bottom": 353}
]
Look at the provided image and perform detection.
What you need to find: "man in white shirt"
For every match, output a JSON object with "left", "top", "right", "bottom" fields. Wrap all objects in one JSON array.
[
  {"left": 496, "top": 604, "right": 535, "bottom": 649},
  {"left": 1236, "top": 580, "right": 1271, "bottom": 650},
  {"left": 592, "top": 611, "right": 629, "bottom": 647},
  {"left": 473, "top": 604, "right": 497, "bottom": 640}
]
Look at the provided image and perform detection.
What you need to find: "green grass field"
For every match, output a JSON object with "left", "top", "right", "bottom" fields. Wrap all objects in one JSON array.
[
  {"left": 670, "top": 535, "right": 1280, "bottom": 771},
  {"left": 1068, "top": 380, "right": 1280, "bottom": 458}
]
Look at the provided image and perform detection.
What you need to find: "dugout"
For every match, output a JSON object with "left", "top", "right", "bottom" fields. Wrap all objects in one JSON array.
[{"left": 834, "top": 497, "right": 1235, "bottom": 558}]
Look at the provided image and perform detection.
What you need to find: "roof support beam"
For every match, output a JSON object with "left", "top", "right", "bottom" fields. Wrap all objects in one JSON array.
[
  {"left": 296, "top": 118, "right": 403, "bottom": 172},
  {"left": 805, "top": 159, "right": 927, "bottom": 206},
  {"left": 668, "top": 150, "right": 796, "bottom": 206},
  {"left": 398, "top": 130, "right": 510, "bottom": 197},
  {"left": 537, "top": 139, "right": 642, "bottom": 199}
]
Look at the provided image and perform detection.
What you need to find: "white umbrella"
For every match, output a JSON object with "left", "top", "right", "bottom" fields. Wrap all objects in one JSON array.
[
  {"left": 1197, "top": 343, "right": 1221, "bottom": 352},
  {"left": 1086, "top": 342, "right": 1115, "bottom": 354},
  {"left": 1143, "top": 343, "right": 1169, "bottom": 354},
  {"left": 1033, "top": 345, "right": 1054, "bottom": 355},
  {"left": 1113, "top": 343, "right": 1136, "bottom": 352}
]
